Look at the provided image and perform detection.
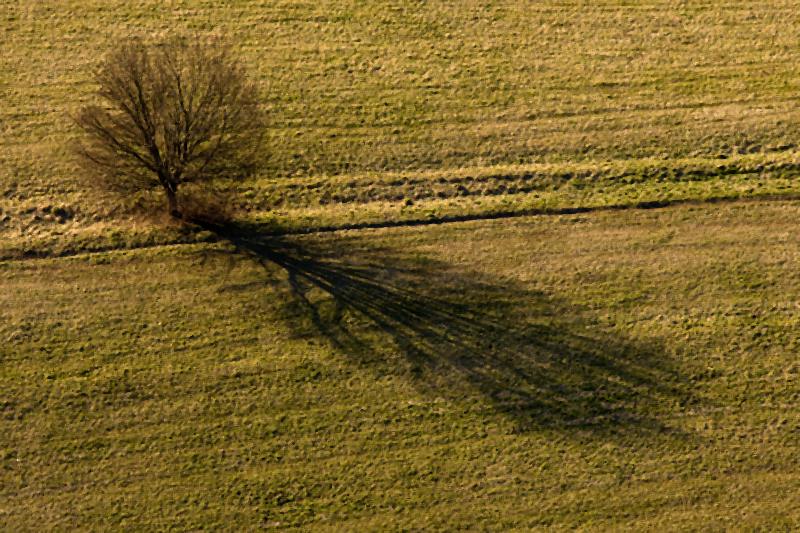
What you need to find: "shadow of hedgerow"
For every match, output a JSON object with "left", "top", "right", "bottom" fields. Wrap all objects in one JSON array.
[{"left": 199, "top": 219, "right": 694, "bottom": 438}]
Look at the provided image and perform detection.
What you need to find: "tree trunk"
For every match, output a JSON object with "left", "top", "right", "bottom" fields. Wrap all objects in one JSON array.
[{"left": 166, "top": 186, "right": 181, "bottom": 219}]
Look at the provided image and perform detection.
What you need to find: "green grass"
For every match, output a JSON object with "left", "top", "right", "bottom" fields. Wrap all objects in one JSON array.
[{"left": 3, "top": 201, "right": 800, "bottom": 529}]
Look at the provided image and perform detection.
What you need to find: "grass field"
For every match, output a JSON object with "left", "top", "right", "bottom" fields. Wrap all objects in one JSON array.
[
  {"left": 4, "top": 1, "right": 800, "bottom": 256},
  {"left": 4, "top": 0, "right": 800, "bottom": 529},
  {"left": 3, "top": 201, "right": 800, "bottom": 529}
]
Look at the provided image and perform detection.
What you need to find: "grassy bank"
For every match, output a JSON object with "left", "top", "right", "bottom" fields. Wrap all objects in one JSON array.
[{"left": 5, "top": 152, "right": 800, "bottom": 261}]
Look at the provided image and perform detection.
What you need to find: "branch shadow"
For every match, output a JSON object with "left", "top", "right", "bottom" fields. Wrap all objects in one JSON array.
[{"left": 201, "top": 220, "right": 696, "bottom": 440}]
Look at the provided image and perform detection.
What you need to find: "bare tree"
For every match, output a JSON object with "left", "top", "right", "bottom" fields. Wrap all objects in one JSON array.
[{"left": 74, "top": 37, "right": 265, "bottom": 218}]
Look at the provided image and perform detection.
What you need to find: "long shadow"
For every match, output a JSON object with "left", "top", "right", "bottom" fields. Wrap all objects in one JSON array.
[{"left": 201, "top": 220, "right": 695, "bottom": 439}]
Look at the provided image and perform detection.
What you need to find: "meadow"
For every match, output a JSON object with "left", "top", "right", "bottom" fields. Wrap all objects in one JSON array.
[
  {"left": 4, "top": 0, "right": 800, "bottom": 255},
  {"left": 4, "top": 201, "right": 800, "bottom": 529},
  {"left": 3, "top": 0, "right": 800, "bottom": 529}
]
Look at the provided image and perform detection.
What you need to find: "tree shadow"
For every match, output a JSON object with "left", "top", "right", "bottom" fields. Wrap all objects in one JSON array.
[{"left": 201, "top": 220, "right": 696, "bottom": 440}]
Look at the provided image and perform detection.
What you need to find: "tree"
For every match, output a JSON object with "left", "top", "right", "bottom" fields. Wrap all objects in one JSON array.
[{"left": 74, "top": 37, "right": 265, "bottom": 218}]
